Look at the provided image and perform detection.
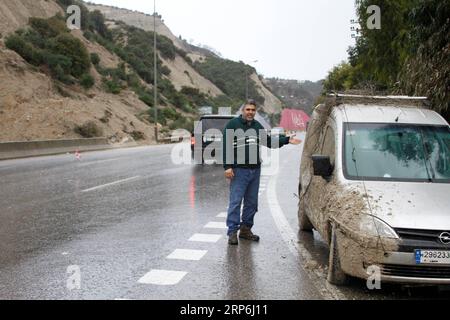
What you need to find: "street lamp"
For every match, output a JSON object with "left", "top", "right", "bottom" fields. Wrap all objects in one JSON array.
[
  {"left": 245, "top": 59, "right": 258, "bottom": 100},
  {"left": 153, "top": 0, "right": 158, "bottom": 142}
]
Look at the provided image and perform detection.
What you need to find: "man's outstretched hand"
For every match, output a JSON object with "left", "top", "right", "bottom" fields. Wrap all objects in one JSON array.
[
  {"left": 288, "top": 136, "right": 302, "bottom": 145},
  {"left": 225, "top": 168, "right": 234, "bottom": 180}
]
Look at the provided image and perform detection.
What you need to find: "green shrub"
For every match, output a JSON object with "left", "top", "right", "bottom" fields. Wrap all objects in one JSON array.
[
  {"left": 157, "top": 35, "right": 176, "bottom": 60},
  {"left": 50, "top": 33, "right": 90, "bottom": 78},
  {"left": 74, "top": 121, "right": 103, "bottom": 138},
  {"left": 45, "top": 52, "right": 72, "bottom": 74},
  {"left": 161, "top": 107, "right": 180, "bottom": 120},
  {"left": 83, "top": 30, "right": 94, "bottom": 41},
  {"left": 56, "top": 0, "right": 76, "bottom": 7},
  {"left": 88, "top": 10, "right": 112, "bottom": 40},
  {"left": 80, "top": 73, "right": 95, "bottom": 89},
  {"left": 180, "top": 86, "right": 209, "bottom": 106},
  {"left": 139, "top": 93, "right": 154, "bottom": 107},
  {"left": 103, "top": 78, "right": 122, "bottom": 94},
  {"left": 46, "top": 53, "right": 73, "bottom": 83},
  {"left": 5, "top": 34, "right": 43, "bottom": 66},
  {"left": 90, "top": 53, "right": 100, "bottom": 65},
  {"left": 29, "top": 16, "right": 68, "bottom": 38},
  {"left": 161, "top": 65, "right": 171, "bottom": 76}
]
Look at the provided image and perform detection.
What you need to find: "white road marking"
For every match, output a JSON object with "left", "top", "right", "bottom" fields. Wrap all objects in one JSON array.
[
  {"left": 267, "top": 174, "right": 346, "bottom": 300},
  {"left": 189, "top": 233, "right": 222, "bottom": 243},
  {"left": 81, "top": 176, "right": 140, "bottom": 193},
  {"left": 78, "top": 158, "right": 123, "bottom": 167},
  {"left": 167, "top": 249, "right": 207, "bottom": 261},
  {"left": 204, "top": 222, "right": 227, "bottom": 229},
  {"left": 216, "top": 212, "right": 227, "bottom": 218},
  {"left": 138, "top": 269, "right": 188, "bottom": 285}
]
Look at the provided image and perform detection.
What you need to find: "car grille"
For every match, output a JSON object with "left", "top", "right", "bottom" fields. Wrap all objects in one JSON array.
[
  {"left": 381, "top": 264, "right": 450, "bottom": 279},
  {"left": 394, "top": 228, "right": 450, "bottom": 252},
  {"left": 395, "top": 228, "right": 447, "bottom": 242}
]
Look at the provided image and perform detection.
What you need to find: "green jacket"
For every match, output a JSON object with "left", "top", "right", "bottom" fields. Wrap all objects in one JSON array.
[{"left": 222, "top": 115, "right": 290, "bottom": 170}]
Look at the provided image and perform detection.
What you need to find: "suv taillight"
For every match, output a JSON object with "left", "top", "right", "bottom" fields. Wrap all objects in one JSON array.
[{"left": 191, "top": 137, "right": 195, "bottom": 145}]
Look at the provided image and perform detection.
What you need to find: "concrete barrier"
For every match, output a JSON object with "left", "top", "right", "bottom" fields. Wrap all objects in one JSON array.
[{"left": 0, "top": 138, "right": 113, "bottom": 160}]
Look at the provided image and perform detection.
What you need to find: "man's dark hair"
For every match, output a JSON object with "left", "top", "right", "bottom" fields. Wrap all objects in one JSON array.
[{"left": 245, "top": 99, "right": 257, "bottom": 108}]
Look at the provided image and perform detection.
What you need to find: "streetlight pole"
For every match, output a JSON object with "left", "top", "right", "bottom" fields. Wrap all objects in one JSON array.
[
  {"left": 153, "top": 0, "right": 158, "bottom": 142},
  {"left": 245, "top": 60, "right": 258, "bottom": 100}
]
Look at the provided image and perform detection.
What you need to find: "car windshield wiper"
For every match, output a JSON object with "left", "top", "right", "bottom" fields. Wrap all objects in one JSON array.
[{"left": 419, "top": 128, "right": 436, "bottom": 183}]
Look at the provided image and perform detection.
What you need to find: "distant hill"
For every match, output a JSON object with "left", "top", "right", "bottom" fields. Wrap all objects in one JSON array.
[{"left": 264, "top": 78, "right": 323, "bottom": 115}]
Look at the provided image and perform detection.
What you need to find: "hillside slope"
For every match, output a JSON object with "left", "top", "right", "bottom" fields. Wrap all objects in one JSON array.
[
  {"left": 84, "top": 3, "right": 282, "bottom": 115},
  {"left": 0, "top": 38, "right": 156, "bottom": 143},
  {"left": 0, "top": 0, "right": 158, "bottom": 143},
  {"left": 0, "top": 0, "right": 63, "bottom": 36}
]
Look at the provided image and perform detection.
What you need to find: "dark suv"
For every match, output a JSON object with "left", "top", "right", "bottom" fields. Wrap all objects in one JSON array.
[{"left": 191, "top": 115, "right": 236, "bottom": 165}]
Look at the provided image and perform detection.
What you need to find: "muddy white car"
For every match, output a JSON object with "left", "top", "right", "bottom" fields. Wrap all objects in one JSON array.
[{"left": 298, "top": 94, "right": 450, "bottom": 285}]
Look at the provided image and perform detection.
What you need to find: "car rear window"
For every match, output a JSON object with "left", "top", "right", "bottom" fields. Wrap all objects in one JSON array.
[{"left": 200, "top": 118, "right": 233, "bottom": 133}]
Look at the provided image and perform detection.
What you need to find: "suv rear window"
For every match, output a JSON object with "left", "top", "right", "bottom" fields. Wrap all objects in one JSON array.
[{"left": 198, "top": 118, "right": 234, "bottom": 133}]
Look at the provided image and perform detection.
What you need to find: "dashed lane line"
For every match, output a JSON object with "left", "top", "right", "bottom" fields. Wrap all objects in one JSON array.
[
  {"left": 81, "top": 176, "right": 140, "bottom": 193},
  {"left": 203, "top": 222, "right": 227, "bottom": 229},
  {"left": 189, "top": 233, "right": 223, "bottom": 243},
  {"left": 167, "top": 249, "right": 208, "bottom": 261},
  {"left": 138, "top": 269, "right": 188, "bottom": 285}
]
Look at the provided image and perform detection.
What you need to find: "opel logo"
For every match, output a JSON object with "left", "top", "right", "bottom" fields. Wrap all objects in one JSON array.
[{"left": 438, "top": 232, "right": 450, "bottom": 244}]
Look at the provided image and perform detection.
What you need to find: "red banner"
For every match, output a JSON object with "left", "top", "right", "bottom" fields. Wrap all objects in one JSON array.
[{"left": 279, "top": 109, "right": 310, "bottom": 131}]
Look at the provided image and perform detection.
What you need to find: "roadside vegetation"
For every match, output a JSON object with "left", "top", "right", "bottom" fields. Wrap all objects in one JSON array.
[
  {"left": 324, "top": 0, "right": 449, "bottom": 119},
  {"left": 5, "top": 15, "right": 92, "bottom": 86}
]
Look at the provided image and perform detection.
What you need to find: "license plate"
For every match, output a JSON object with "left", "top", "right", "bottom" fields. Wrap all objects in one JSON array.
[{"left": 415, "top": 250, "right": 450, "bottom": 264}]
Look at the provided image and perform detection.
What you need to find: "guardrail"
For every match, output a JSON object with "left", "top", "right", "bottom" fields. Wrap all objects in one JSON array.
[{"left": 0, "top": 138, "right": 112, "bottom": 160}]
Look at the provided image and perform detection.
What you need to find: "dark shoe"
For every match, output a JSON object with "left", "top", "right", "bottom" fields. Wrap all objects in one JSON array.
[
  {"left": 228, "top": 232, "right": 238, "bottom": 245},
  {"left": 239, "top": 225, "right": 260, "bottom": 242}
]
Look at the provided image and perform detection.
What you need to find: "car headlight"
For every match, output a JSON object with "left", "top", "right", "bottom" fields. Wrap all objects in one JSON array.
[{"left": 359, "top": 215, "right": 399, "bottom": 239}]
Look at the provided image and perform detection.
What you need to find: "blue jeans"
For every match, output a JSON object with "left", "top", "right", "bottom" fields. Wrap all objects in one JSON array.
[{"left": 226, "top": 168, "right": 261, "bottom": 236}]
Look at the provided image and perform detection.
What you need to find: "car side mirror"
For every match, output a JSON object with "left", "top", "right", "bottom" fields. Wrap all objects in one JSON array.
[{"left": 312, "top": 155, "right": 333, "bottom": 179}]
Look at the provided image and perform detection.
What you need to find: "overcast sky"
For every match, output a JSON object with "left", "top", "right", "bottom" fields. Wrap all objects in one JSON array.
[{"left": 88, "top": 0, "right": 356, "bottom": 81}]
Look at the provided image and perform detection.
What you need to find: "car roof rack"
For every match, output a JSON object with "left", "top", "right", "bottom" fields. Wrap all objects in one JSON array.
[
  {"left": 200, "top": 114, "right": 235, "bottom": 118},
  {"left": 327, "top": 92, "right": 430, "bottom": 108}
]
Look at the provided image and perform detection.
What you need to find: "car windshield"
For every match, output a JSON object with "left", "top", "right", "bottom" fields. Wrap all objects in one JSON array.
[
  {"left": 200, "top": 118, "right": 232, "bottom": 133},
  {"left": 344, "top": 123, "right": 450, "bottom": 183}
]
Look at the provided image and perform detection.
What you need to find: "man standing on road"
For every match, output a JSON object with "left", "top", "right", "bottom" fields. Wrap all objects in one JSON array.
[{"left": 222, "top": 99, "right": 302, "bottom": 245}]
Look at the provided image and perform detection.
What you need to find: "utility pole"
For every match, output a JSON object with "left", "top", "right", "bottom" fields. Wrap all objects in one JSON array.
[
  {"left": 153, "top": 0, "right": 158, "bottom": 142},
  {"left": 245, "top": 60, "right": 258, "bottom": 100}
]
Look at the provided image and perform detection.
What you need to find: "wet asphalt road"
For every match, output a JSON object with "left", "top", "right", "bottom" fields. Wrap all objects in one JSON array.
[{"left": 0, "top": 139, "right": 449, "bottom": 300}]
